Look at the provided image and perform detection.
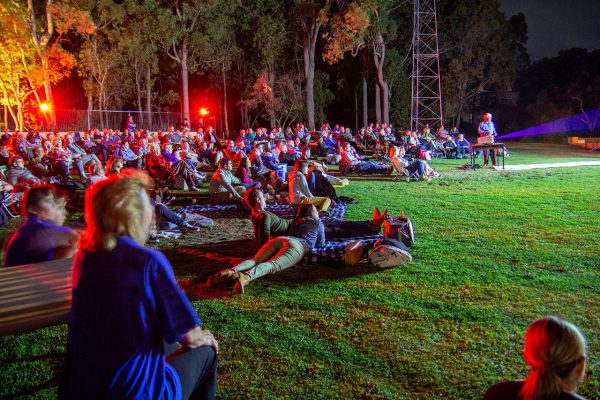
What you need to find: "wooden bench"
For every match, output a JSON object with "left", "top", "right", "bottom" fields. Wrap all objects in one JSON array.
[{"left": 0, "top": 258, "right": 72, "bottom": 336}]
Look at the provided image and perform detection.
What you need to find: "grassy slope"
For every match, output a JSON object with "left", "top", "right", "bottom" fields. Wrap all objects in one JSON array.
[{"left": 1, "top": 143, "right": 599, "bottom": 399}]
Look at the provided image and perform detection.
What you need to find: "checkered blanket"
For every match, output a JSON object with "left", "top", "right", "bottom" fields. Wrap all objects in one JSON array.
[
  {"left": 175, "top": 202, "right": 348, "bottom": 220},
  {"left": 301, "top": 234, "right": 383, "bottom": 265}
]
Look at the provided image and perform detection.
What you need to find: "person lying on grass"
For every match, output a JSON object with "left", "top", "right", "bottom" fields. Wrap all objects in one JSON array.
[
  {"left": 59, "top": 170, "right": 218, "bottom": 400},
  {"left": 484, "top": 316, "right": 588, "bottom": 400},
  {"left": 237, "top": 187, "right": 387, "bottom": 247},
  {"left": 206, "top": 203, "right": 325, "bottom": 294}
]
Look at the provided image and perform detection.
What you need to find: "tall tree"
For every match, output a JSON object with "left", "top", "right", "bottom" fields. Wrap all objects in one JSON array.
[
  {"left": 26, "top": 0, "right": 87, "bottom": 126},
  {"left": 248, "top": 0, "right": 287, "bottom": 129},
  {"left": 193, "top": 0, "right": 240, "bottom": 136},
  {"left": 295, "top": 0, "right": 331, "bottom": 130},
  {"left": 155, "top": 0, "right": 206, "bottom": 124},
  {"left": 321, "top": 0, "right": 400, "bottom": 125},
  {"left": 78, "top": 0, "right": 125, "bottom": 125},
  {"left": 122, "top": 0, "right": 161, "bottom": 128},
  {"left": 0, "top": 1, "right": 81, "bottom": 130},
  {"left": 438, "top": 0, "right": 517, "bottom": 128}
]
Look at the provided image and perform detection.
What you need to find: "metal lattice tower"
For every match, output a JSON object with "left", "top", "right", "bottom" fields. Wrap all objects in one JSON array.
[{"left": 410, "top": 0, "right": 443, "bottom": 132}]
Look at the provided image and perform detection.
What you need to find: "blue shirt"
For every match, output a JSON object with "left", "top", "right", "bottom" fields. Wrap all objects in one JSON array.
[
  {"left": 287, "top": 218, "right": 325, "bottom": 250},
  {"left": 478, "top": 121, "right": 497, "bottom": 136},
  {"left": 59, "top": 236, "right": 201, "bottom": 399},
  {"left": 4, "top": 217, "right": 74, "bottom": 267}
]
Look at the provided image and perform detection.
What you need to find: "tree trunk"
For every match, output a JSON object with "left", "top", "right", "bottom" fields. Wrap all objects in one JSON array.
[
  {"left": 1, "top": 85, "right": 18, "bottom": 130},
  {"left": 362, "top": 76, "right": 368, "bottom": 127},
  {"left": 302, "top": 25, "right": 318, "bottom": 131},
  {"left": 28, "top": 0, "right": 56, "bottom": 128},
  {"left": 373, "top": 35, "right": 389, "bottom": 125},
  {"left": 375, "top": 84, "right": 381, "bottom": 124},
  {"left": 41, "top": 58, "right": 56, "bottom": 127},
  {"left": 180, "top": 38, "right": 190, "bottom": 124},
  {"left": 268, "top": 60, "right": 276, "bottom": 130},
  {"left": 146, "top": 64, "right": 152, "bottom": 129},
  {"left": 222, "top": 64, "right": 229, "bottom": 138},
  {"left": 135, "top": 61, "right": 143, "bottom": 126},
  {"left": 374, "top": 65, "right": 390, "bottom": 125}
]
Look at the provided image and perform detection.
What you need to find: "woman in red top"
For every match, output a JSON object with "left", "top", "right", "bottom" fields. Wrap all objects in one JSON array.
[{"left": 146, "top": 143, "right": 172, "bottom": 181}]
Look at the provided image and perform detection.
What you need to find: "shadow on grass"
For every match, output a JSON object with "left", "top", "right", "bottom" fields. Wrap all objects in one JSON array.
[
  {"left": 0, "top": 352, "right": 63, "bottom": 400},
  {"left": 0, "top": 381, "right": 59, "bottom": 400},
  {"left": 163, "top": 239, "right": 384, "bottom": 300}
]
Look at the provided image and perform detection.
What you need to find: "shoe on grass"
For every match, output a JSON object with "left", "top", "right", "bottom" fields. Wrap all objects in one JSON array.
[{"left": 233, "top": 273, "right": 250, "bottom": 294}]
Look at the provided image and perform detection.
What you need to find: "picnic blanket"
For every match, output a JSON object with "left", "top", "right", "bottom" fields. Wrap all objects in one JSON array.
[
  {"left": 301, "top": 234, "right": 383, "bottom": 265},
  {"left": 176, "top": 202, "right": 348, "bottom": 220}
]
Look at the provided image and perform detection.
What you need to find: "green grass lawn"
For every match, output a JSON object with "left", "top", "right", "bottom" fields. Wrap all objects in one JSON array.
[{"left": 1, "top": 143, "right": 599, "bottom": 399}]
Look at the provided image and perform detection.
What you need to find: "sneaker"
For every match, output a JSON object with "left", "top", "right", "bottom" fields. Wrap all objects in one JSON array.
[
  {"left": 232, "top": 273, "right": 250, "bottom": 294},
  {"left": 318, "top": 210, "right": 330, "bottom": 218},
  {"left": 190, "top": 186, "right": 201, "bottom": 191}
]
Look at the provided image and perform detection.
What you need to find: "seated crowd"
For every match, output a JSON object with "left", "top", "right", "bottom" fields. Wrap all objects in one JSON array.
[
  {"left": 0, "top": 120, "right": 455, "bottom": 198},
  {"left": 3, "top": 122, "right": 583, "bottom": 400},
  {"left": 0, "top": 145, "right": 591, "bottom": 398}
]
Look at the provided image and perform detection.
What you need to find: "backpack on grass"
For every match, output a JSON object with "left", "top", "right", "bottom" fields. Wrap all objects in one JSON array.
[
  {"left": 368, "top": 245, "right": 412, "bottom": 268},
  {"left": 383, "top": 210, "right": 415, "bottom": 248}
]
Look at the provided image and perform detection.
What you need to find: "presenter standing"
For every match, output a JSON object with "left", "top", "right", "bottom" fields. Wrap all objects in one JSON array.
[{"left": 478, "top": 113, "right": 497, "bottom": 166}]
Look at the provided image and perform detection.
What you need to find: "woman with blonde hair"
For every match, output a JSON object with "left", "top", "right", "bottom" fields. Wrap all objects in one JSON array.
[
  {"left": 59, "top": 170, "right": 218, "bottom": 400},
  {"left": 484, "top": 316, "right": 588, "bottom": 400},
  {"left": 389, "top": 145, "right": 438, "bottom": 181}
]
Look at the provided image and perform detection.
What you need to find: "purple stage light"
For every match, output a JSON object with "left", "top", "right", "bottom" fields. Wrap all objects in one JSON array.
[{"left": 497, "top": 108, "right": 599, "bottom": 139}]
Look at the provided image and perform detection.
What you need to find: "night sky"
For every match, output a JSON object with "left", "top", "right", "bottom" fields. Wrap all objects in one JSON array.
[{"left": 500, "top": 0, "right": 600, "bottom": 60}]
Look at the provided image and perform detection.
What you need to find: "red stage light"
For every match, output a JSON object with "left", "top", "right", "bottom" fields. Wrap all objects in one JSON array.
[
  {"left": 199, "top": 108, "right": 209, "bottom": 116},
  {"left": 40, "top": 103, "right": 50, "bottom": 112}
]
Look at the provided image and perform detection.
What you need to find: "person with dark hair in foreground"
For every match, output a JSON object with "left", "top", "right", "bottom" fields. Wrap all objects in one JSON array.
[
  {"left": 484, "top": 316, "right": 588, "bottom": 400},
  {"left": 207, "top": 202, "right": 325, "bottom": 294},
  {"left": 4, "top": 184, "right": 79, "bottom": 267},
  {"left": 59, "top": 171, "right": 218, "bottom": 400}
]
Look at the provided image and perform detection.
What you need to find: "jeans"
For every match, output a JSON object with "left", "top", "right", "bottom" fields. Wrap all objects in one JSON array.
[
  {"left": 483, "top": 149, "right": 496, "bottom": 165},
  {"left": 406, "top": 160, "right": 426, "bottom": 177},
  {"left": 232, "top": 236, "right": 305, "bottom": 281},
  {"left": 457, "top": 146, "right": 470, "bottom": 157},
  {"left": 357, "top": 161, "right": 388, "bottom": 174},
  {"left": 124, "top": 158, "right": 143, "bottom": 169},
  {"left": 241, "top": 182, "right": 262, "bottom": 189},
  {"left": 165, "top": 342, "right": 218, "bottom": 400},
  {"left": 155, "top": 203, "right": 184, "bottom": 226}
]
